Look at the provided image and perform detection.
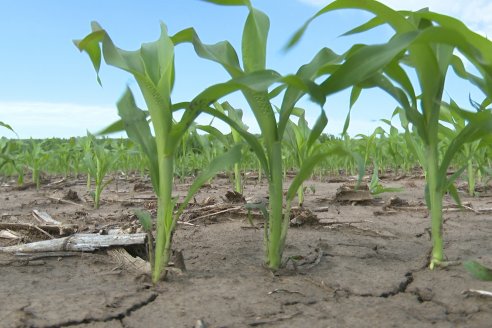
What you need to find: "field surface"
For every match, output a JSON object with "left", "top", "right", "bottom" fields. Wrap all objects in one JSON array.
[{"left": 1, "top": 173, "right": 491, "bottom": 328}]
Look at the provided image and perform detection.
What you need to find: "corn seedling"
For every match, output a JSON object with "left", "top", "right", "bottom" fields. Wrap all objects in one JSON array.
[
  {"left": 289, "top": 0, "right": 492, "bottom": 268},
  {"left": 24, "top": 139, "right": 47, "bottom": 190},
  {"left": 75, "top": 22, "right": 242, "bottom": 283},
  {"left": 0, "top": 140, "right": 17, "bottom": 176},
  {"left": 442, "top": 98, "right": 492, "bottom": 196},
  {"left": 223, "top": 102, "right": 248, "bottom": 193},
  {"left": 380, "top": 118, "right": 416, "bottom": 174},
  {"left": 284, "top": 107, "right": 327, "bottom": 205},
  {"left": 352, "top": 126, "right": 403, "bottom": 194},
  {"left": 82, "top": 134, "right": 115, "bottom": 209},
  {"left": 209, "top": 102, "right": 249, "bottom": 193},
  {"left": 172, "top": 0, "right": 366, "bottom": 270}
]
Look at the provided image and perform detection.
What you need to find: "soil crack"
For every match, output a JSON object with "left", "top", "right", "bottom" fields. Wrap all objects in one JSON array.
[
  {"left": 43, "top": 292, "right": 158, "bottom": 328},
  {"left": 379, "top": 271, "right": 414, "bottom": 298},
  {"left": 331, "top": 271, "right": 415, "bottom": 299}
]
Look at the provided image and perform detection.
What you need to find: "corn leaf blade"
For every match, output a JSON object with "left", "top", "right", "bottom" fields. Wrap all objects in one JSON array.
[
  {"left": 116, "top": 88, "right": 159, "bottom": 192},
  {"left": 177, "top": 144, "right": 243, "bottom": 215},
  {"left": 464, "top": 260, "right": 492, "bottom": 281},
  {"left": 242, "top": 7, "right": 269, "bottom": 72}
]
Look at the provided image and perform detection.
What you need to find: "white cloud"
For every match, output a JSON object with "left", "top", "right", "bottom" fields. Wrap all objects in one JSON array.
[
  {"left": 0, "top": 102, "right": 121, "bottom": 139},
  {"left": 298, "top": 0, "right": 492, "bottom": 37}
]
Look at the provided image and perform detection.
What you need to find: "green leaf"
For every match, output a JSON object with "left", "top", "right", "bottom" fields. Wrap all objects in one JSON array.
[
  {"left": 284, "top": 121, "right": 301, "bottom": 163},
  {"left": 200, "top": 104, "right": 269, "bottom": 175},
  {"left": 116, "top": 88, "right": 159, "bottom": 193},
  {"left": 172, "top": 69, "right": 283, "bottom": 145},
  {"left": 222, "top": 102, "right": 248, "bottom": 130},
  {"left": 463, "top": 260, "right": 492, "bottom": 281},
  {"left": 176, "top": 144, "right": 243, "bottom": 215},
  {"left": 371, "top": 185, "right": 404, "bottom": 195},
  {"left": 278, "top": 47, "right": 343, "bottom": 137},
  {"left": 320, "top": 0, "right": 414, "bottom": 33},
  {"left": 341, "top": 16, "right": 387, "bottom": 36},
  {"left": 77, "top": 21, "right": 176, "bottom": 141},
  {"left": 172, "top": 27, "right": 242, "bottom": 77},
  {"left": 404, "top": 131, "right": 426, "bottom": 170},
  {"left": 134, "top": 210, "right": 153, "bottom": 232},
  {"left": 196, "top": 124, "right": 229, "bottom": 146},
  {"left": 242, "top": 7, "right": 269, "bottom": 72},
  {"left": 349, "top": 86, "right": 362, "bottom": 109},
  {"left": 384, "top": 61, "right": 416, "bottom": 104},
  {"left": 306, "top": 110, "right": 328, "bottom": 152},
  {"left": 414, "top": 11, "right": 492, "bottom": 64},
  {"left": 74, "top": 24, "right": 105, "bottom": 85},
  {"left": 340, "top": 87, "right": 360, "bottom": 136},
  {"left": 451, "top": 55, "right": 487, "bottom": 94},
  {"left": 286, "top": 145, "right": 363, "bottom": 201},
  {"left": 191, "top": 70, "right": 282, "bottom": 104},
  {"left": 320, "top": 31, "right": 419, "bottom": 96},
  {"left": 446, "top": 183, "right": 462, "bottom": 207},
  {"left": 245, "top": 200, "right": 269, "bottom": 221},
  {"left": 286, "top": 0, "right": 413, "bottom": 49},
  {"left": 221, "top": 102, "right": 249, "bottom": 144},
  {"left": 411, "top": 25, "right": 492, "bottom": 96},
  {"left": 96, "top": 119, "right": 126, "bottom": 136},
  {"left": 0, "top": 121, "right": 16, "bottom": 135},
  {"left": 439, "top": 109, "right": 492, "bottom": 178}
]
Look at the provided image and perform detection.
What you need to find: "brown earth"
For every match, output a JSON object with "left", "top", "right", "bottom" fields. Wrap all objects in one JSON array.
[{"left": 1, "top": 173, "right": 491, "bottom": 328}]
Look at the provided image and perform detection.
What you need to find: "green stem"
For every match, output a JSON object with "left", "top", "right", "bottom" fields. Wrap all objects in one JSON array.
[
  {"left": 266, "top": 141, "right": 284, "bottom": 270},
  {"left": 152, "top": 154, "right": 174, "bottom": 283},
  {"left": 94, "top": 158, "right": 102, "bottom": 209},
  {"left": 146, "top": 230, "right": 154, "bottom": 274},
  {"left": 94, "top": 184, "right": 101, "bottom": 209},
  {"left": 33, "top": 167, "right": 40, "bottom": 190},
  {"left": 17, "top": 166, "right": 24, "bottom": 186},
  {"left": 159, "top": 228, "right": 174, "bottom": 279},
  {"left": 427, "top": 145, "right": 444, "bottom": 269},
  {"left": 234, "top": 162, "right": 242, "bottom": 193},
  {"left": 467, "top": 159, "right": 475, "bottom": 197},
  {"left": 280, "top": 199, "right": 292, "bottom": 252},
  {"left": 297, "top": 183, "right": 304, "bottom": 206}
]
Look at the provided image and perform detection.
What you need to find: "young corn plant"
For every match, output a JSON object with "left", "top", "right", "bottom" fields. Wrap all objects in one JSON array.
[
  {"left": 204, "top": 102, "right": 249, "bottom": 194},
  {"left": 289, "top": 0, "right": 492, "bottom": 268},
  {"left": 284, "top": 107, "right": 327, "bottom": 205},
  {"left": 176, "top": 124, "right": 195, "bottom": 182},
  {"left": 442, "top": 98, "right": 492, "bottom": 196},
  {"left": 80, "top": 136, "right": 95, "bottom": 190},
  {"left": 175, "top": 123, "right": 213, "bottom": 181},
  {"left": 25, "top": 139, "right": 47, "bottom": 190},
  {"left": 172, "top": 0, "right": 365, "bottom": 270},
  {"left": 2, "top": 140, "right": 25, "bottom": 185},
  {"left": 75, "top": 22, "right": 241, "bottom": 283},
  {"left": 0, "top": 140, "right": 17, "bottom": 178},
  {"left": 82, "top": 134, "right": 115, "bottom": 209},
  {"left": 380, "top": 118, "right": 417, "bottom": 174},
  {"left": 221, "top": 102, "right": 248, "bottom": 194},
  {"left": 353, "top": 127, "right": 386, "bottom": 176}
]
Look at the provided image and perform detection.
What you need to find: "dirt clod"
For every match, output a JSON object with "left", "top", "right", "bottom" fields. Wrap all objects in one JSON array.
[{"left": 63, "top": 189, "right": 81, "bottom": 202}]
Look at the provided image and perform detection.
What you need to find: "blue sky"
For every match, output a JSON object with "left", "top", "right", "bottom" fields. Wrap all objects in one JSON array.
[{"left": 0, "top": 0, "right": 490, "bottom": 139}]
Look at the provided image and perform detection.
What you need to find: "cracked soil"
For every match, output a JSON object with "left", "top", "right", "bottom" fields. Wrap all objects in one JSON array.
[{"left": 1, "top": 174, "right": 491, "bottom": 327}]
